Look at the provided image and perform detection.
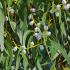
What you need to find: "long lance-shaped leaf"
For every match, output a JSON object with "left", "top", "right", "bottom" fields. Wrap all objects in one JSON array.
[
  {"left": 23, "top": 30, "right": 33, "bottom": 46},
  {"left": 50, "top": 40, "right": 70, "bottom": 65},
  {"left": 37, "top": 58, "right": 42, "bottom": 70},
  {"left": 0, "top": 2, "right": 4, "bottom": 51},
  {"left": 15, "top": 54, "right": 20, "bottom": 70},
  {"left": 21, "top": 53, "right": 28, "bottom": 70}
]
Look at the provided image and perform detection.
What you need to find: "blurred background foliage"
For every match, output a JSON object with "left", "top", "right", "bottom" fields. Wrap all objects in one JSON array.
[{"left": 0, "top": 0, "right": 70, "bottom": 70}]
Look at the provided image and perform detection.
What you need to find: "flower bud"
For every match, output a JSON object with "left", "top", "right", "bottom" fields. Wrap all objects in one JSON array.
[
  {"left": 34, "top": 27, "right": 40, "bottom": 32},
  {"left": 56, "top": 4, "right": 61, "bottom": 10},
  {"left": 5, "top": 16, "right": 9, "bottom": 21},
  {"left": 13, "top": 47, "right": 17, "bottom": 52},
  {"left": 28, "top": 14, "right": 33, "bottom": 20},
  {"left": 44, "top": 25, "right": 48, "bottom": 30},
  {"left": 62, "top": 0, "right": 67, "bottom": 5},
  {"left": 22, "top": 49, "right": 26, "bottom": 54},
  {"left": 34, "top": 32, "right": 42, "bottom": 40},
  {"left": 55, "top": 12, "right": 59, "bottom": 17},
  {"left": 29, "top": 21, "right": 34, "bottom": 25},
  {"left": 36, "top": 22, "right": 41, "bottom": 27},
  {"left": 47, "top": 31, "right": 51, "bottom": 36},
  {"left": 39, "top": 45, "right": 44, "bottom": 51},
  {"left": 30, "top": 41, "right": 34, "bottom": 46},
  {"left": 30, "top": 8, "right": 36, "bottom": 12},
  {"left": 64, "top": 4, "right": 70, "bottom": 10}
]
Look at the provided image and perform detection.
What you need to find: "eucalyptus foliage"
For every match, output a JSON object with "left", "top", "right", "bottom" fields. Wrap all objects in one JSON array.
[{"left": 0, "top": 0, "right": 70, "bottom": 70}]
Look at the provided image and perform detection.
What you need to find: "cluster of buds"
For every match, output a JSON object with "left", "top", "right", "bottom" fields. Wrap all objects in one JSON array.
[
  {"left": 21, "top": 45, "right": 26, "bottom": 54},
  {"left": 62, "top": 0, "right": 70, "bottom": 10},
  {"left": 34, "top": 26, "right": 42, "bottom": 40},
  {"left": 64, "top": 3, "right": 70, "bottom": 10},
  {"left": 13, "top": 45, "right": 26, "bottom": 54},
  {"left": 44, "top": 23, "right": 51, "bottom": 36},
  {"left": 34, "top": 23, "right": 51, "bottom": 40},
  {"left": 28, "top": 7, "right": 36, "bottom": 26},
  {"left": 50, "top": 0, "right": 70, "bottom": 17},
  {"left": 28, "top": 5, "right": 51, "bottom": 43},
  {"left": 55, "top": 4, "right": 61, "bottom": 17},
  {"left": 34, "top": 32, "right": 42, "bottom": 40},
  {"left": 62, "top": 0, "right": 67, "bottom": 5},
  {"left": 49, "top": 4, "right": 61, "bottom": 17}
]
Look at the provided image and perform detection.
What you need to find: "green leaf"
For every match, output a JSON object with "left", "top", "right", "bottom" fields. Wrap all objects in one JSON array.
[
  {"left": 7, "top": 0, "right": 12, "bottom": 6},
  {"left": 4, "top": 40, "right": 13, "bottom": 57},
  {"left": 4, "top": 49, "right": 10, "bottom": 56},
  {"left": 20, "top": 19, "right": 28, "bottom": 31},
  {"left": 15, "top": 54, "right": 20, "bottom": 70},
  {"left": 5, "top": 57, "right": 9, "bottom": 70},
  {"left": 27, "top": 35, "right": 33, "bottom": 48},
  {"left": 0, "top": 2, "right": 4, "bottom": 51},
  {"left": 4, "top": 40, "right": 13, "bottom": 70},
  {"left": 49, "top": 40, "right": 58, "bottom": 60},
  {"left": 68, "top": 52, "right": 70, "bottom": 58},
  {"left": 40, "top": 12, "right": 47, "bottom": 24},
  {"left": 37, "top": 58, "right": 42, "bottom": 70},
  {"left": 60, "top": 22, "right": 66, "bottom": 36},
  {"left": 50, "top": 40, "right": 70, "bottom": 65},
  {"left": 0, "top": 53, "right": 5, "bottom": 63},
  {"left": 52, "top": 52, "right": 59, "bottom": 61},
  {"left": 50, "top": 61, "right": 56, "bottom": 70},
  {"left": 21, "top": 53, "right": 28, "bottom": 70},
  {"left": 59, "top": 10, "right": 61, "bottom": 24},
  {"left": 52, "top": 1, "right": 55, "bottom": 13},
  {"left": 10, "top": 21, "right": 16, "bottom": 32},
  {"left": 23, "top": 30, "right": 33, "bottom": 46},
  {"left": 27, "top": 0, "right": 33, "bottom": 4}
]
